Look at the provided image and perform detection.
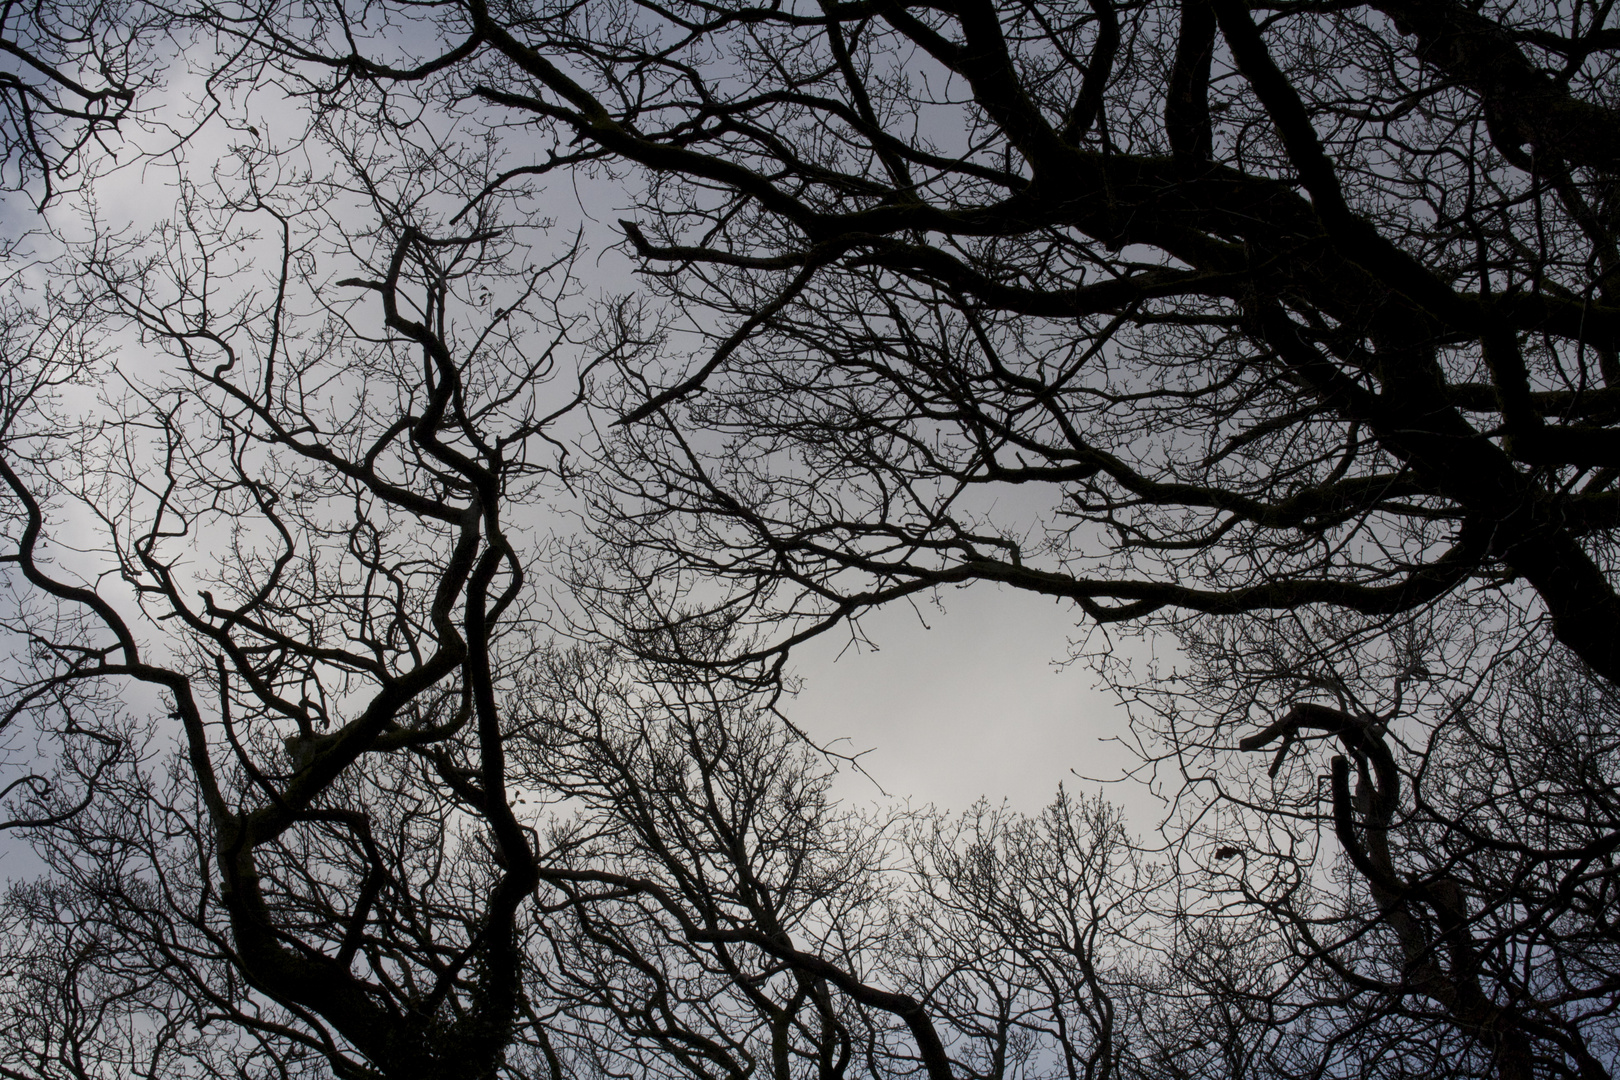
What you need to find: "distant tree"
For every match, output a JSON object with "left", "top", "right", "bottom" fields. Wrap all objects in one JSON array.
[{"left": 0, "top": 625, "right": 1265, "bottom": 1080}]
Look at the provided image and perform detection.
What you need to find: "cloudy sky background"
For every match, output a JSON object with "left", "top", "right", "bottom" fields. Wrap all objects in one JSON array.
[{"left": 789, "top": 583, "right": 1161, "bottom": 822}]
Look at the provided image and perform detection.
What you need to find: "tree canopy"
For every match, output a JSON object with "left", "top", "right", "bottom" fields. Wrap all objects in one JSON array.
[{"left": 0, "top": 0, "right": 1618, "bottom": 1077}]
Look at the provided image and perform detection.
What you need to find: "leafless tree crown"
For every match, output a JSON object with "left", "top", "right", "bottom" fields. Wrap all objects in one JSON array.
[{"left": 0, "top": 0, "right": 1617, "bottom": 1077}]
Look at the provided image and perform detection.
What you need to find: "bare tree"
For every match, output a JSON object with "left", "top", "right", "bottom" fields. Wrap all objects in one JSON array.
[
  {"left": 363, "top": 0, "right": 1620, "bottom": 684},
  {"left": 1151, "top": 607, "right": 1620, "bottom": 1080},
  {"left": 2, "top": 600, "right": 1179, "bottom": 1080},
  {"left": 0, "top": 0, "right": 163, "bottom": 203},
  {"left": 0, "top": 124, "right": 610, "bottom": 1073},
  {"left": 5, "top": 0, "right": 1620, "bottom": 1075}
]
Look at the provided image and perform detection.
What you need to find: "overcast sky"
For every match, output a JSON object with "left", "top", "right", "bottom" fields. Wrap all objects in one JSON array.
[{"left": 789, "top": 581, "right": 1164, "bottom": 826}]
